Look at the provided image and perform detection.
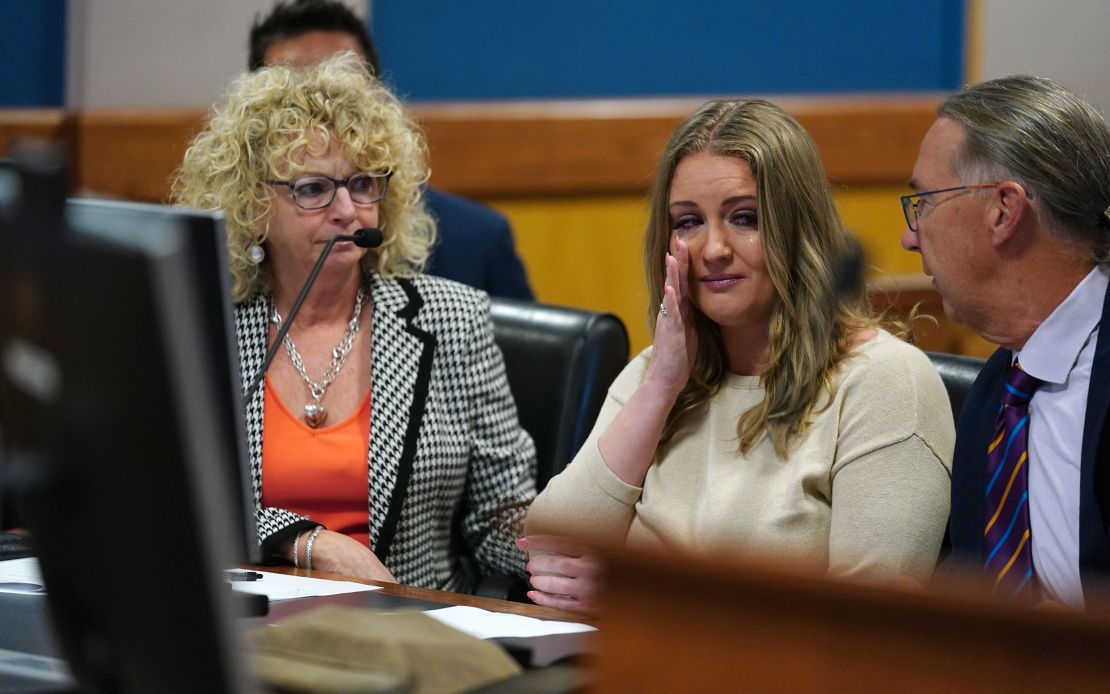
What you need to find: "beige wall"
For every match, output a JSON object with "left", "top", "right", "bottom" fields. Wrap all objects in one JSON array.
[
  {"left": 975, "top": 0, "right": 1110, "bottom": 114},
  {"left": 70, "top": 2, "right": 1109, "bottom": 114},
  {"left": 66, "top": 0, "right": 365, "bottom": 109}
]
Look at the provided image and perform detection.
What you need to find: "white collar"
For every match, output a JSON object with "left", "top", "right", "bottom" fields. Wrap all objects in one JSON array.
[{"left": 1017, "top": 266, "right": 1108, "bottom": 384}]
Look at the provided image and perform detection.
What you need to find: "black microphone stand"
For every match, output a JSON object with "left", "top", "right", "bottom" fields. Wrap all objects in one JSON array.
[{"left": 242, "top": 227, "right": 382, "bottom": 403}]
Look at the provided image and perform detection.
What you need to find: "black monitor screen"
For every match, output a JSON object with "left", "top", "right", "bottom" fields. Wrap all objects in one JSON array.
[
  {"left": 65, "top": 196, "right": 258, "bottom": 564},
  {"left": 0, "top": 152, "right": 250, "bottom": 692}
]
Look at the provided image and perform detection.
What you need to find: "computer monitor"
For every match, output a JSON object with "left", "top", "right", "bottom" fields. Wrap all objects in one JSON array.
[
  {"left": 65, "top": 196, "right": 259, "bottom": 565},
  {"left": 0, "top": 150, "right": 250, "bottom": 692},
  {"left": 0, "top": 151, "right": 66, "bottom": 533},
  {"left": 0, "top": 157, "right": 15, "bottom": 529}
]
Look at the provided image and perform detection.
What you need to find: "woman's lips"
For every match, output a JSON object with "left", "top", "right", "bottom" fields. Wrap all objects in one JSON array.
[{"left": 699, "top": 275, "right": 745, "bottom": 291}]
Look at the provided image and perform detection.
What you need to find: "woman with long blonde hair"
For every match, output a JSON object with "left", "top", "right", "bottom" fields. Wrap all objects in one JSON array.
[{"left": 524, "top": 99, "right": 954, "bottom": 613}]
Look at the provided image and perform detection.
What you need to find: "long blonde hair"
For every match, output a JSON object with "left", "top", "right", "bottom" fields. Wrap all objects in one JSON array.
[
  {"left": 172, "top": 52, "right": 436, "bottom": 302},
  {"left": 645, "top": 99, "right": 876, "bottom": 457}
]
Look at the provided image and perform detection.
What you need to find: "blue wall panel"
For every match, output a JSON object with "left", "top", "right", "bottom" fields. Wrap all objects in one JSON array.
[
  {"left": 0, "top": 0, "right": 67, "bottom": 107},
  {"left": 372, "top": 1, "right": 964, "bottom": 101}
]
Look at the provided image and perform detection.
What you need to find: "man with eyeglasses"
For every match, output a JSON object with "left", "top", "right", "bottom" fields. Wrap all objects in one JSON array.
[
  {"left": 901, "top": 75, "right": 1110, "bottom": 608},
  {"left": 249, "top": 0, "right": 534, "bottom": 301}
]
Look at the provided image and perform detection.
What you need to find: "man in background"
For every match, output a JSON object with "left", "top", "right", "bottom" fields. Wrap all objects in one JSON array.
[
  {"left": 901, "top": 75, "right": 1110, "bottom": 607},
  {"left": 249, "top": 0, "right": 534, "bottom": 301}
]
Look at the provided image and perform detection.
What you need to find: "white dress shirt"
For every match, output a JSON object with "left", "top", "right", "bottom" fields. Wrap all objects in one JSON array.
[{"left": 1016, "top": 266, "right": 1108, "bottom": 607}]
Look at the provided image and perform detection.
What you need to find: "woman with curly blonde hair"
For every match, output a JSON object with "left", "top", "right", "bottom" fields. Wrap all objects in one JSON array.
[
  {"left": 173, "top": 54, "right": 536, "bottom": 591},
  {"left": 525, "top": 99, "right": 955, "bottom": 613}
]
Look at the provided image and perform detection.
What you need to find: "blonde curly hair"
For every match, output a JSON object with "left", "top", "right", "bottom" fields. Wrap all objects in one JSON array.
[{"left": 172, "top": 52, "right": 435, "bottom": 302}]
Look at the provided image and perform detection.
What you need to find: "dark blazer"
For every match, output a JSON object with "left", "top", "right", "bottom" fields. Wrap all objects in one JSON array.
[
  {"left": 949, "top": 278, "right": 1110, "bottom": 595},
  {"left": 423, "top": 187, "right": 534, "bottom": 301},
  {"left": 235, "top": 274, "right": 537, "bottom": 590}
]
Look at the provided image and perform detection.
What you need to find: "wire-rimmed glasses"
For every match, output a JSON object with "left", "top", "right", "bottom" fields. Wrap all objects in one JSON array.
[{"left": 899, "top": 183, "right": 1000, "bottom": 231}]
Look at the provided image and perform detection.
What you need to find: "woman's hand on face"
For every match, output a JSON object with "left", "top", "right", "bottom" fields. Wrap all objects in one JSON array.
[
  {"left": 596, "top": 236, "right": 695, "bottom": 486},
  {"left": 646, "top": 236, "right": 697, "bottom": 396},
  {"left": 519, "top": 535, "right": 603, "bottom": 616},
  {"left": 302, "top": 529, "right": 397, "bottom": 583}
]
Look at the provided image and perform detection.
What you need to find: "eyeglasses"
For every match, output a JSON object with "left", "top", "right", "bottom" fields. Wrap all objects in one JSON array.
[
  {"left": 899, "top": 183, "right": 1000, "bottom": 231},
  {"left": 268, "top": 171, "right": 392, "bottom": 210}
]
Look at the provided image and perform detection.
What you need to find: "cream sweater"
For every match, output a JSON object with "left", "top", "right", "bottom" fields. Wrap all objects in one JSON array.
[{"left": 526, "top": 330, "right": 955, "bottom": 582}]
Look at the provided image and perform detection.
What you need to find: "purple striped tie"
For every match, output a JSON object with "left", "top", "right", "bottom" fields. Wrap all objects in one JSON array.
[{"left": 983, "top": 362, "right": 1042, "bottom": 598}]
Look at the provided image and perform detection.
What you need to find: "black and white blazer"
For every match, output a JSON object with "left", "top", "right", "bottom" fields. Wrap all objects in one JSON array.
[{"left": 235, "top": 274, "right": 537, "bottom": 590}]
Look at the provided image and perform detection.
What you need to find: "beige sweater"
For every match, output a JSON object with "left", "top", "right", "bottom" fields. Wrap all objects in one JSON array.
[{"left": 526, "top": 330, "right": 955, "bottom": 582}]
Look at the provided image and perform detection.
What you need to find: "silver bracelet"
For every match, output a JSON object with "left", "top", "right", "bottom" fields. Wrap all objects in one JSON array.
[
  {"left": 304, "top": 526, "right": 324, "bottom": 571},
  {"left": 293, "top": 531, "right": 301, "bottom": 568}
]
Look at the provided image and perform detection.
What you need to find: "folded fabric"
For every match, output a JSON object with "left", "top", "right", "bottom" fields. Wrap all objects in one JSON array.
[{"left": 248, "top": 605, "right": 522, "bottom": 693}]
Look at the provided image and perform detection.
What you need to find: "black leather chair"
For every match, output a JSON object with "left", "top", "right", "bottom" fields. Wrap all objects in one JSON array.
[
  {"left": 489, "top": 298, "right": 630, "bottom": 491},
  {"left": 925, "top": 351, "right": 987, "bottom": 569},
  {"left": 463, "top": 299, "right": 629, "bottom": 599},
  {"left": 926, "top": 351, "right": 987, "bottom": 421}
]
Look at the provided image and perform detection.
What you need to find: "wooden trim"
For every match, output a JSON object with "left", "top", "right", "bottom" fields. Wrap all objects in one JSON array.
[
  {"left": 868, "top": 274, "right": 997, "bottom": 358},
  {"left": 0, "top": 109, "right": 66, "bottom": 154},
  {"left": 1, "top": 94, "right": 942, "bottom": 201},
  {"left": 410, "top": 94, "right": 942, "bottom": 197}
]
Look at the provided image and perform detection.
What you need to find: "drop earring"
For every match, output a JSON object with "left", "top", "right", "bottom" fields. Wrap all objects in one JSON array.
[{"left": 247, "top": 243, "right": 265, "bottom": 265}]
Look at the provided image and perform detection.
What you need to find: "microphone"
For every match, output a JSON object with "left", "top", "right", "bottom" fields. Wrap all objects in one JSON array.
[
  {"left": 349, "top": 227, "right": 383, "bottom": 249},
  {"left": 243, "top": 227, "right": 383, "bottom": 403}
]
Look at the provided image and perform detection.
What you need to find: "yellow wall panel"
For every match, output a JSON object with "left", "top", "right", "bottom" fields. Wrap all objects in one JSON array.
[
  {"left": 832, "top": 184, "right": 926, "bottom": 279},
  {"left": 489, "top": 195, "right": 654, "bottom": 353}
]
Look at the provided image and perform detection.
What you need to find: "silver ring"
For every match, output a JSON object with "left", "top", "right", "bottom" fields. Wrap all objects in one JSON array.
[{"left": 658, "top": 302, "right": 668, "bottom": 317}]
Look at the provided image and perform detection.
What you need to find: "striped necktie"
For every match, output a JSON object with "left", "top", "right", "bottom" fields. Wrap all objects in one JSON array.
[{"left": 983, "top": 361, "right": 1043, "bottom": 598}]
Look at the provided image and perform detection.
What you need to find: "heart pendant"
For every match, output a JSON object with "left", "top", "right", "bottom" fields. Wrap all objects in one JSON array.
[{"left": 303, "top": 403, "right": 328, "bottom": 428}]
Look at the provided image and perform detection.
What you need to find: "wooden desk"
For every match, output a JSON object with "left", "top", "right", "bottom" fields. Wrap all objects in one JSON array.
[
  {"left": 0, "top": 564, "right": 592, "bottom": 693},
  {"left": 250, "top": 566, "right": 593, "bottom": 668},
  {"left": 595, "top": 549, "right": 1110, "bottom": 692}
]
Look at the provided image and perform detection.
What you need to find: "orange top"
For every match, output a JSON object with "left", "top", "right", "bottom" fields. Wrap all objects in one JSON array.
[{"left": 260, "top": 378, "right": 372, "bottom": 548}]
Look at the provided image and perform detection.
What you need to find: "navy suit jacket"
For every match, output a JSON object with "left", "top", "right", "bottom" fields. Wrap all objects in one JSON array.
[
  {"left": 423, "top": 187, "right": 534, "bottom": 301},
  {"left": 949, "top": 278, "right": 1110, "bottom": 595}
]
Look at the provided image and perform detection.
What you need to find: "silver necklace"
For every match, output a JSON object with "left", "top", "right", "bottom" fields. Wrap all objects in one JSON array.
[{"left": 270, "top": 286, "right": 366, "bottom": 428}]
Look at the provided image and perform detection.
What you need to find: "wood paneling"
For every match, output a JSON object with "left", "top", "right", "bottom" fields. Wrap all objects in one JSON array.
[
  {"left": 0, "top": 109, "right": 65, "bottom": 155},
  {"left": 870, "top": 274, "right": 997, "bottom": 358},
  {"left": 1, "top": 94, "right": 941, "bottom": 202},
  {"left": 411, "top": 94, "right": 941, "bottom": 197},
  {"left": 75, "top": 110, "right": 207, "bottom": 202},
  {"left": 3, "top": 98, "right": 991, "bottom": 358}
]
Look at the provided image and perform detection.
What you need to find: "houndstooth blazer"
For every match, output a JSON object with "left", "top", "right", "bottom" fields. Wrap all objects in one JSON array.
[{"left": 235, "top": 274, "right": 537, "bottom": 591}]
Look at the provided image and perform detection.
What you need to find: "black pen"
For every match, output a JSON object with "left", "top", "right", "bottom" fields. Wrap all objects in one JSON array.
[{"left": 225, "top": 570, "right": 263, "bottom": 582}]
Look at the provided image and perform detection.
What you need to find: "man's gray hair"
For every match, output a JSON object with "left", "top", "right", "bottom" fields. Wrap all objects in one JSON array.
[{"left": 939, "top": 75, "right": 1110, "bottom": 264}]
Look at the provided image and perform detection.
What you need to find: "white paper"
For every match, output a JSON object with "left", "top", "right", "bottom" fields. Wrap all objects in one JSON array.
[
  {"left": 0, "top": 557, "right": 46, "bottom": 594},
  {"left": 423, "top": 605, "right": 597, "bottom": 639},
  {"left": 229, "top": 569, "right": 381, "bottom": 601}
]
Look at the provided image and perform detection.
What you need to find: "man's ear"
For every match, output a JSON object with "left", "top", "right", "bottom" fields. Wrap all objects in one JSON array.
[{"left": 986, "top": 181, "right": 1031, "bottom": 249}]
